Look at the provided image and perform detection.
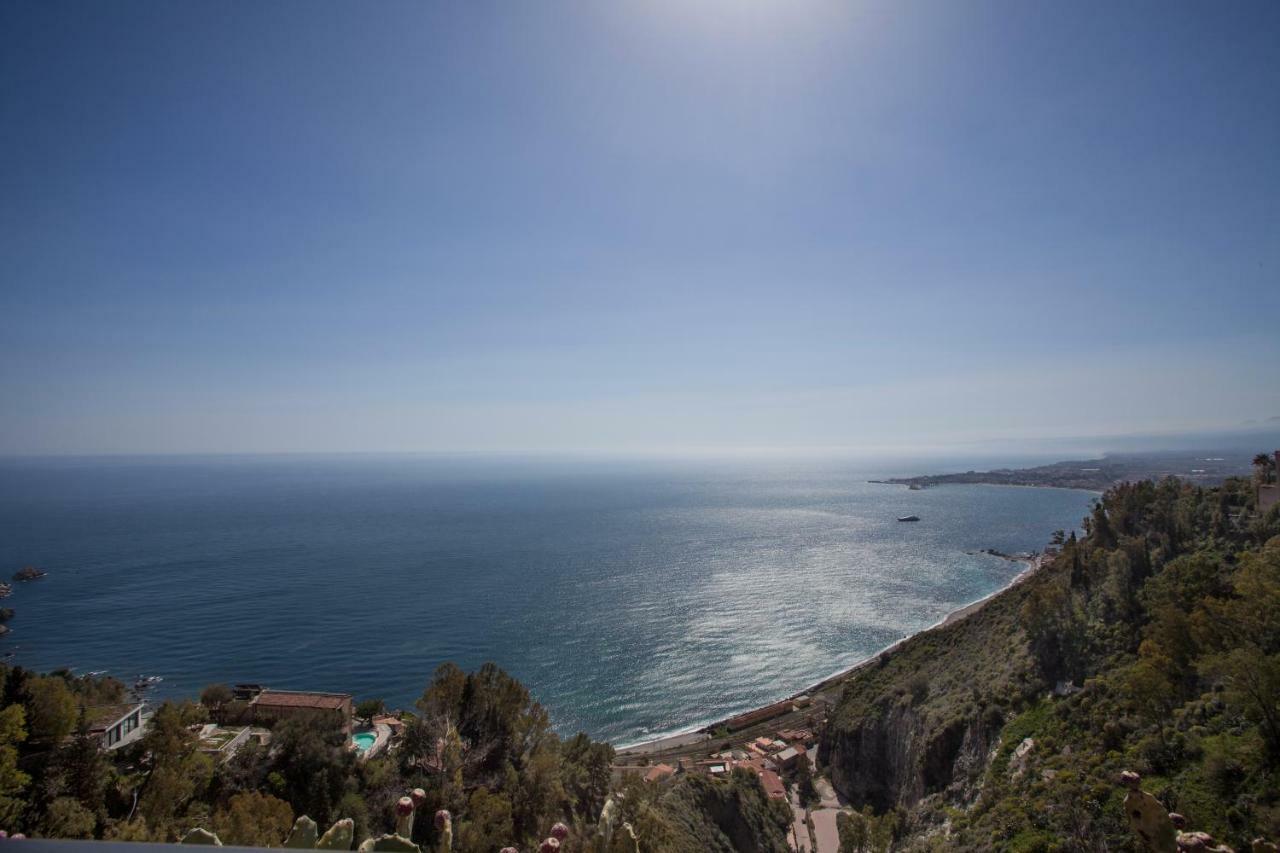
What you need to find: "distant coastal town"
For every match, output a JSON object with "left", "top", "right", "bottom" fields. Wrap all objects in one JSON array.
[{"left": 870, "top": 448, "right": 1267, "bottom": 492}]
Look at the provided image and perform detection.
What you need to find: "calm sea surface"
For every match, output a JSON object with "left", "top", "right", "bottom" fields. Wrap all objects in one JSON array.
[{"left": 0, "top": 455, "right": 1094, "bottom": 746}]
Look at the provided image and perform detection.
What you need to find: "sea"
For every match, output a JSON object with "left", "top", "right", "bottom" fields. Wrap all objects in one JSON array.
[{"left": 0, "top": 453, "right": 1096, "bottom": 746}]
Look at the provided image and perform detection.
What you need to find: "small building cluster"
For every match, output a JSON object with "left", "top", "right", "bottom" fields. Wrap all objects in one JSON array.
[
  {"left": 78, "top": 681, "right": 396, "bottom": 765},
  {"left": 622, "top": 725, "right": 818, "bottom": 801}
]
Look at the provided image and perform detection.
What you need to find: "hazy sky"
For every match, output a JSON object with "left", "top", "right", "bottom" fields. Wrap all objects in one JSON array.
[{"left": 2, "top": 1, "right": 1278, "bottom": 455}]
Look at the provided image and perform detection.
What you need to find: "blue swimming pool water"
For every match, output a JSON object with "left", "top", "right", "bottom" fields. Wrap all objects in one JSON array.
[{"left": 352, "top": 731, "right": 377, "bottom": 752}]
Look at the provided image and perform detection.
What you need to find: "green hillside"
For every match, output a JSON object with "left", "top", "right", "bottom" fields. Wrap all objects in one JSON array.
[{"left": 821, "top": 472, "right": 1280, "bottom": 850}]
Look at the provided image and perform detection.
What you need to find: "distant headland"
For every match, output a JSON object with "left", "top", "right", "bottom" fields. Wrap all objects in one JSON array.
[{"left": 870, "top": 448, "right": 1260, "bottom": 492}]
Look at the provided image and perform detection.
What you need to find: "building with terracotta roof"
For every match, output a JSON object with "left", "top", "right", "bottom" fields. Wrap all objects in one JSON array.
[
  {"left": 241, "top": 689, "right": 353, "bottom": 729},
  {"left": 643, "top": 763, "right": 675, "bottom": 783},
  {"left": 777, "top": 728, "right": 814, "bottom": 746},
  {"left": 758, "top": 768, "right": 787, "bottom": 800}
]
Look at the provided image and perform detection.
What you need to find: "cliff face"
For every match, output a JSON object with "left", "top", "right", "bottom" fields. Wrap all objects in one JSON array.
[
  {"left": 822, "top": 696, "right": 1003, "bottom": 812},
  {"left": 818, "top": 568, "right": 1043, "bottom": 816},
  {"left": 820, "top": 476, "right": 1280, "bottom": 850}
]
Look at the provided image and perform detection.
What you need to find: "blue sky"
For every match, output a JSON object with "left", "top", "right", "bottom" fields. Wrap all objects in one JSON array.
[{"left": 2, "top": 1, "right": 1278, "bottom": 454}]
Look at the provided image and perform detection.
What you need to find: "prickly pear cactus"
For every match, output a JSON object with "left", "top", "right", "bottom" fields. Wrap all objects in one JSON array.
[
  {"left": 432, "top": 810, "right": 452, "bottom": 853},
  {"left": 317, "top": 818, "right": 355, "bottom": 850},
  {"left": 285, "top": 816, "right": 320, "bottom": 849},
  {"left": 180, "top": 816, "right": 354, "bottom": 850},
  {"left": 178, "top": 828, "right": 222, "bottom": 846},
  {"left": 1120, "top": 771, "right": 1176, "bottom": 853}
]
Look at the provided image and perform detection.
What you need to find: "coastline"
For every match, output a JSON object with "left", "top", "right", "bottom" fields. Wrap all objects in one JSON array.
[{"left": 613, "top": 549, "right": 1043, "bottom": 755}]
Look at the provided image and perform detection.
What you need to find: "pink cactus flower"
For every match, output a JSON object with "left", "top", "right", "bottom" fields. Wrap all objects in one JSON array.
[
  {"left": 539, "top": 838, "right": 560, "bottom": 853},
  {"left": 434, "top": 809, "right": 451, "bottom": 831},
  {"left": 499, "top": 848, "right": 519, "bottom": 853},
  {"left": 395, "top": 796, "right": 415, "bottom": 817},
  {"left": 550, "top": 822, "right": 569, "bottom": 840},
  {"left": 410, "top": 788, "right": 427, "bottom": 808}
]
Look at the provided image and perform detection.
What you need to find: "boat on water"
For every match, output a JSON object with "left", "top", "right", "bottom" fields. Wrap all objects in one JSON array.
[{"left": 898, "top": 515, "right": 921, "bottom": 522}]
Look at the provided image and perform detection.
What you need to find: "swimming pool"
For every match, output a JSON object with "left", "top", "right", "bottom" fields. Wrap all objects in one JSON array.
[{"left": 352, "top": 731, "right": 376, "bottom": 753}]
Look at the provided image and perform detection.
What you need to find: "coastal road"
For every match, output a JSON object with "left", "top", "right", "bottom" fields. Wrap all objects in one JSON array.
[
  {"left": 790, "top": 806, "right": 811, "bottom": 852},
  {"left": 810, "top": 809, "right": 841, "bottom": 853},
  {"left": 788, "top": 790, "right": 811, "bottom": 852}
]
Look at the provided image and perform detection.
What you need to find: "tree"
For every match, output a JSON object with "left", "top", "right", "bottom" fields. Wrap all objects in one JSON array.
[
  {"left": 25, "top": 676, "right": 78, "bottom": 741},
  {"left": 269, "top": 713, "right": 353, "bottom": 826},
  {"left": 138, "top": 758, "right": 214, "bottom": 841},
  {"left": 1254, "top": 452, "right": 1276, "bottom": 485},
  {"left": 455, "top": 787, "right": 514, "bottom": 853},
  {"left": 0, "top": 704, "right": 30, "bottom": 827},
  {"left": 1210, "top": 647, "right": 1280, "bottom": 763},
  {"left": 792, "top": 757, "right": 819, "bottom": 808},
  {"left": 39, "top": 797, "right": 97, "bottom": 839},
  {"left": 137, "top": 702, "right": 214, "bottom": 840},
  {"left": 417, "top": 662, "right": 467, "bottom": 723},
  {"left": 200, "top": 684, "right": 233, "bottom": 722},
  {"left": 355, "top": 698, "right": 385, "bottom": 726},
  {"left": 54, "top": 709, "right": 110, "bottom": 815},
  {"left": 212, "top": 791, "right": 294, "bottom": 847},
  {"left": 837, "top": 810, "right": 868, "bottom": 852},
  {"left": 398, "top": 716, "right": 434, "bottom": 773},
  {"left": 559, "top": 731, "right": 614, "bottom": 821},
  {"left": 507, "top": 742, "right": 564, "bottom": 844}
]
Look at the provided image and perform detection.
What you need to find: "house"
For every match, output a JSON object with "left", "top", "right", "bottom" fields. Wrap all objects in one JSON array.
[
  {"left": 250, "top": 689, "right": 353, "bottom": 729},
  {"left": 643, "top": 763, "right": 675, "bottom": 783},
  {"left": 758, "top": 768, "right": 787, "bottom": 800},
  {"left": 87, "top": 703, "right": 146, "bottom": 750},
  {"left": 223, "top": 686, "right": 353, "bottom": 730},
  {"left": 777, "top": 728, "right": 814, "bottom": 746},
  {"left": 774, "top": 745, "right": 806, "bottom": 770},
  {"left": 372, "top": 713, "right": 406, "bottom": 738}
]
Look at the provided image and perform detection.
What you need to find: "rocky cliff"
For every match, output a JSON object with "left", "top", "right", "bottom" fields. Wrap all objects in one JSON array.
[
  {"left": 819, "top": 475, "right": 1280, "bottom": 850},
  {"left": 819, "top": 569, "right": 1041, "bottom": 816}
]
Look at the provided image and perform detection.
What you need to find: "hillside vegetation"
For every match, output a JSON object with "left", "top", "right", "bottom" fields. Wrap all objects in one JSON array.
[
  {"left": 0, "top": 658, "right": 790, "bottom": 851},
  {"left": 822, "top": 472, "right": 1280, "bottom": 850}
]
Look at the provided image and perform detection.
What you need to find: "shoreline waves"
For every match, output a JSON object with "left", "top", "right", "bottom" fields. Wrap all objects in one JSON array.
[{"left": 613, "top": 550, "right": 1042, "bottom": 754}]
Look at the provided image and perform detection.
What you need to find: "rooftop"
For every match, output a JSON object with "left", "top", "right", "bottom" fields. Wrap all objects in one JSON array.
[
  {"left": 643, "top": 763, "right": 675, "bottom": 783},
  {"left": 85, "top": 703, "right": 143, "bottom": 733},
  {"left": 758, "top": 768, "right": 786, "bottom": 799},
  {"left": 253, "top": 690, "right": 350, "bottom": 711}
]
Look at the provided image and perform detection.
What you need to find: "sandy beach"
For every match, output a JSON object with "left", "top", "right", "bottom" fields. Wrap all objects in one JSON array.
[{"left": 614, "top": 550, "right": 1043, "bottom": 757}]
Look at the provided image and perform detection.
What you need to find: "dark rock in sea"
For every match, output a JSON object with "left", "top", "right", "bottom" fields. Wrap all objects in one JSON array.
[
  {"left": 12, "top": 566, "right": 46, "bottom": 582},
  {"left": 0, "top": 609, "right": 13, "bottom": 623}
]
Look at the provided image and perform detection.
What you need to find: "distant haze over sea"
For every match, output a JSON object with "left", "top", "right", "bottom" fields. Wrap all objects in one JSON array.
[{"left": 2, "top": 454, "right": 1098, "bottom": 744}]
